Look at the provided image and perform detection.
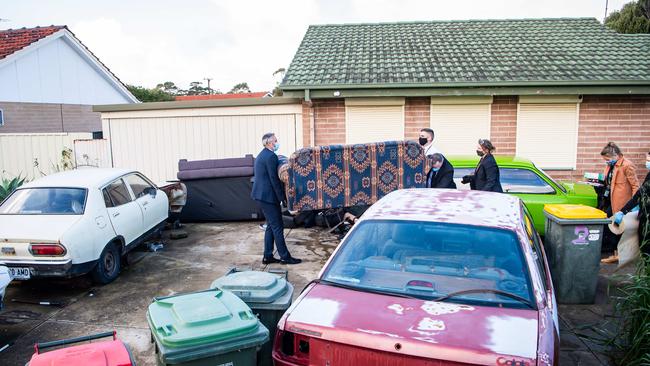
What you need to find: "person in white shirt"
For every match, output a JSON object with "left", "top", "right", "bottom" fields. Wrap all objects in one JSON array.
[{"left": 419, "top": 128, "right": 441, "bottom": 156}]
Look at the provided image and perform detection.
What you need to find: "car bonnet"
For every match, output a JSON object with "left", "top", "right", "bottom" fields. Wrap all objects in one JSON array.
[{"left": 283, "top": 283, "right": 539, "bottom": 365}]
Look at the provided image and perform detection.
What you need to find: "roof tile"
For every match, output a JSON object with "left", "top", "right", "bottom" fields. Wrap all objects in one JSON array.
[{"left": 0, "top": 26, "right": 65, "bottom": 60}]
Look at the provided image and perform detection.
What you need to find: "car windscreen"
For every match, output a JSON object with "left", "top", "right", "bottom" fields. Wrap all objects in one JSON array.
[
  {"left": 0, "top": 188, "right": 87, "bottom": 215},
  {"left": 322, "top": 220, "right": 534, "bottom": 309}
]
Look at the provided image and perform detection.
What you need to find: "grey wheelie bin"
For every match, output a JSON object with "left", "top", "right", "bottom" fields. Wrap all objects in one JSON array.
[
  {"left": 147, "top": 288, "right": 269, "bottom": 366},
  {"left": 211, "top": 269, "right": 294, "bottom": 366},
  {"left": 543, "top": 204, "right": 610, "bottom": 304}
]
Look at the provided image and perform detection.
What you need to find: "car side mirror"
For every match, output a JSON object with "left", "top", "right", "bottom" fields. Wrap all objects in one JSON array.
[{"left": 145, "top": 187, "right": 157, "bottom": 197}]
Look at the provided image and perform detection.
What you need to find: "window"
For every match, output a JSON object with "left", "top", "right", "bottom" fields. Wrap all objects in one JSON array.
[
  {"left": 0, "top": 188, "right": 86, "bottom": 215},
  {"left": 104, "top": 179, "right": 132, "bottom": 207},
  {"left": 430, "top": 98, "right": 492, "bottom": 155},
  {"left": 452, "top": 167, "right": 556, "bottom": 194},
  {"left": 125, "top": 174, "right": 153, "bottom": 199},
  {"left": 345, "top": 98, "right": 405, "bottom": 144},
  {"left": 517, "top": 103, "right": 579, "bottom": 169},
  {"left": 0, "top": 109, "right": 4, "bottom": 127},
  {"left": 500, "top": 168, "right": 555, "bottom": 194},
  {"left": 323, "top": 220, "right": 534, "bottom": 309}
]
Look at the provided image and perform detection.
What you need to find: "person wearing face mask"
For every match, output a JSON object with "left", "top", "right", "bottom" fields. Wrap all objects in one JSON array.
[
  {"left": 251, "top": 132, "right": 301, "bottom": 265},
  {"left": 426, "top": 153, "right": 456, "bottom": 189},
  {"left": 418, "top": 128, "right": 441, "bottom": 156},
  {"left": 461, "top": 139, "right": 503, "bottom": 193},
  {"left": 599, "top": 142, "right": 639, "bottom": 263},
  {"left": 612, "top": 150, "right": 650, "bottom": 257}
]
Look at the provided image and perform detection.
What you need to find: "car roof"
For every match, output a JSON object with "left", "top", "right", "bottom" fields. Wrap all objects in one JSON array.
[
  {"left": 21, "top": 168, "right": 136, "bottom": 189},
  {"left": 446, "top": 155, "right": 536, "bottom": 168},
  {"left": 361, "top": 189, "right": 523, "bottom": 232}
]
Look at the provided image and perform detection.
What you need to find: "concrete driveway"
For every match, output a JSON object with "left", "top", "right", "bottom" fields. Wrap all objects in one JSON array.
[
  {"left": 0, "top": 222, "right": 620, "bottom": 365},
  {"left": 0, "top": 222, "right": 336, "bottom": 366}
]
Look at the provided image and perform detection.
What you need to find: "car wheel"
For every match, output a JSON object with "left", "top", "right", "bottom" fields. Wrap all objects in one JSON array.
[{"left": 91, "top": 242, "right": 121, "bottom": 284}]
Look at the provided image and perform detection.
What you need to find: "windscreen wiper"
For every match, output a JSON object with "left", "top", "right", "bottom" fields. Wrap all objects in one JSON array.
[
  {"left": 318, "top": 279, "right": 423, "bottom": 300},
  {"left": 433, "top": 289, "right": 535, "bottom": 309}
]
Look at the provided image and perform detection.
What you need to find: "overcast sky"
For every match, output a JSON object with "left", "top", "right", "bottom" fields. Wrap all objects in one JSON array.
[{"left": 2, "top": 0, "right": 631, "bottom": 93}]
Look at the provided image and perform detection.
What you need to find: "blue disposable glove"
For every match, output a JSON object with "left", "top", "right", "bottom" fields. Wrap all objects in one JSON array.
[
  {"left": 631, "top": 205, "right": 639, "bottom": 213},
  {"left": 613, "top": 211, "right": 624, "bottom": 225}
]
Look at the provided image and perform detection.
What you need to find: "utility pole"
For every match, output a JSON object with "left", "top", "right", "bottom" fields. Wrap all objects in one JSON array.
[
  {"left": 604, "top": 0, "right": 609, "bottom": 22},
  {"left": 204, "top": 77, "right": 213, "bottom": 95}
]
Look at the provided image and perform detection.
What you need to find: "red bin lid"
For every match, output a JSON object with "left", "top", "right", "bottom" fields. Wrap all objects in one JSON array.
[{"left": 28, "top": 339, "right": 133, "bottom": 366}]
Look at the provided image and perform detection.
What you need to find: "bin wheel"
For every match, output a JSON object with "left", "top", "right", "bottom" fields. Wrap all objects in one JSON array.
[{"left": 91, "top": 242, "right": 121, "bottom": 284}]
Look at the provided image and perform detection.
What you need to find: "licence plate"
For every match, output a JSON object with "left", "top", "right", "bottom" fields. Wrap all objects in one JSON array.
[{"left": 9, "top": 267, "right": 30, "bottom": 280}]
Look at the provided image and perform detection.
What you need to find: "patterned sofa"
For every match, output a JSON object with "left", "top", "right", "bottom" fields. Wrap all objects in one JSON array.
[{"left": 281, "top": 140, "right": 430, "bottom": 211}]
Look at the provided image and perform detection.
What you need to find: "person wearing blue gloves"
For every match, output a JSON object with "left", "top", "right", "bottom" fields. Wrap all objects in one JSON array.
[{"left": 613, "top": 150, "right": 650, "bottom": 257}]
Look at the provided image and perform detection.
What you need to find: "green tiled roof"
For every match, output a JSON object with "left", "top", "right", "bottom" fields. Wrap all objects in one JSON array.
[{"left": 281, "top": 18, "right": 650, "bottom": 90}]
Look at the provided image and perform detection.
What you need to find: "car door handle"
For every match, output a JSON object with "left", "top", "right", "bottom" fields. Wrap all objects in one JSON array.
[
  {"left": 142, "top": 201, "right": 149, "bottom": 207},
  {"left": 112, "top": 212, "right": 120, "bottom": 217}
]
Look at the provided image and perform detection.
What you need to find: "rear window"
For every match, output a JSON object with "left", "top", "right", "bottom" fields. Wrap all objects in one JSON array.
[
  {"left": 323, "top": 220, "right": 534, "bottom": 309},
  {"left": 0, "top": 188, "right": 87, "bottom": 215}
]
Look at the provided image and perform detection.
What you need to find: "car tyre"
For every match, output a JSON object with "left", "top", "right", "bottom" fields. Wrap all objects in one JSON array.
[{"left": 91, "top": 242, "right": 121, "bottom": 284}]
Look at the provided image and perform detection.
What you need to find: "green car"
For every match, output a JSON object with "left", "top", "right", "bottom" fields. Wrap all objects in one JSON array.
[{"left": 447, "top": 156, "right": 597, "bottom": 235}]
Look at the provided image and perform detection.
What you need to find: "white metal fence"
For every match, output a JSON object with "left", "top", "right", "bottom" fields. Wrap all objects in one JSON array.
[{"left": 0, "top": 132, "right": 92, "bottom": 179}]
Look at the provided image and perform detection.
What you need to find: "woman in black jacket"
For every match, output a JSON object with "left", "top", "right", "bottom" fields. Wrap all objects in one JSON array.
[{"left": 461, "top": 139, "right": 503, "bottom": 193}]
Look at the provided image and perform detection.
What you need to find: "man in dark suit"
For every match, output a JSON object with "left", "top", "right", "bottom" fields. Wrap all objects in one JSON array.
[
  {"left": 427, "top": 153, "right": 457, "bottom": 189},
  {"left": 252, "top": 132, "right": 301, "bottom": 265}
]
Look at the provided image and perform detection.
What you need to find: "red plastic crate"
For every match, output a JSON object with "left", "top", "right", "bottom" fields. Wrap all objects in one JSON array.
[{"left": 28, "top": 331, "right": 135, "bottom": 366}]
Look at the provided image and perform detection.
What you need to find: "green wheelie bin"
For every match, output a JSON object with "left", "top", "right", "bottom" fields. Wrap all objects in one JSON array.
[
  {"left": 211, "top": 269, "right": 293, "bottom": 366},
  {"left": 147, "top": 288, "right": 269, "bottom": 366},
  {"left": 543, "top": 204, "right": 610, "bottom": 304}
]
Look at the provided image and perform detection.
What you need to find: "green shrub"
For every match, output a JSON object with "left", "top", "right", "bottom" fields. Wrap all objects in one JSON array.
[
  {"left": 612, "top": 257, "right": 650, "bottom": 365},
  {"left": 0, "top": 175, "right": 26, "bottom": 202}
]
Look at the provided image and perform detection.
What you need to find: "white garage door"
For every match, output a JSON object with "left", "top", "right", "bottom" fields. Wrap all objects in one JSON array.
[{"left": 430, "top": 98, "right": 492, "bottom": 155}]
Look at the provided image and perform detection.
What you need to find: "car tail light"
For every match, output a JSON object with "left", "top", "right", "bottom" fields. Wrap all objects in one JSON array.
[
  {"left": 274, "top": 329, "right": 310, "bottom": 365},
  {"left": 29, "top": 243, "right": 66, "bottom": 256}
]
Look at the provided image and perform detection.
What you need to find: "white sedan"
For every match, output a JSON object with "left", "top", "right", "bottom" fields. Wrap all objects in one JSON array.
[{"left": 0, "top": 169, "right": 168, "bottom": 284}]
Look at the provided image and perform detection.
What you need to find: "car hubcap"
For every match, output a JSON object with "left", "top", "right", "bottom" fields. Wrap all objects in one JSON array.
[{"left": 104, "top": 252, "right": 115, "bottom": 275}]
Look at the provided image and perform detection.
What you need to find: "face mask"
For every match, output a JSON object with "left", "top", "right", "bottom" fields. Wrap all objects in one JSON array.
[
  {"left": 419, "top": 137, "right": 428, "bottom": 146},
  {"left": 646, "top": 161, "right": 650, "bottom": 170},
  {"left": 476, "top": 150, "right": 485, "bottom": 157},
  {"left": 431, "top": 167, "right": 440, "bottom": 172},
  {"left": 273, "top": 142, "right": 280, "bottom": 152}
]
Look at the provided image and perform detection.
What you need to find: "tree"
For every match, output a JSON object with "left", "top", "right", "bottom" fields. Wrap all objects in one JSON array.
[
  {"left": 228, "top": 82, "right": 251, "bottom": 94},
  {"left": 605, "top": 0, "right": 650, "bottom": 34},
  {"left": 187, "top": 81, "right": 212, "bottom": 95},
  {"left": 156, "top": 81, "right": 182, "bottom": 95},
  {"left": 126, "top": 84, "right": 175, "bottom": 102},
  {"left": 272, "top": 67, "right": 286, "bottom": 97}
]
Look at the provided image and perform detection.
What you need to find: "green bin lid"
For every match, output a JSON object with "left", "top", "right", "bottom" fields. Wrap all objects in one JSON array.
[
  {"left": 210, "top": 271, "right": 288, "bottom": 304},
  {"left": 147, "top": 289, "right": 261, "bottom": 349}
]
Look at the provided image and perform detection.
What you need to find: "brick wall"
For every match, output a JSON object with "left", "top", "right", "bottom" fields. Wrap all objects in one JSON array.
[
  {"left": 404, "top": 97, "right": 430, "bottom": 140},
  {"left": 0, "top": 102, "right": 101, "bottom": 133},
  {"left": 547, "top": 95, "right": 650, "bottom": 181},
  {"left": 313, "top": 99, "right": 345, "bottom": 145},
  {"left": 490, "top": 96, "right": 518, "bottom": 155},
  {"left": 306, "top": 95, "right": 649, "bottom": 183}
]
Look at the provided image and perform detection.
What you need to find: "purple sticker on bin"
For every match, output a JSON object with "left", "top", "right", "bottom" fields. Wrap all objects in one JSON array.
[{"left": 572, "top": 226, "right": 590, "bottom": 245}]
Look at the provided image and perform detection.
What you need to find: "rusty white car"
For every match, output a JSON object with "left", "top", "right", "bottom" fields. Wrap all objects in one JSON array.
[
  {"left": 0, "top": 169, "right": 168, "bottom": 284},
  {"left": 273, "top": 189, "right": 558, "bottom": 366}
]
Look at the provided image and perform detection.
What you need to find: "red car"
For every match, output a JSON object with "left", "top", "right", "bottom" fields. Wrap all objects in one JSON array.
[{"left": 273, "top": 189, "right": 558, "bottom": 366}]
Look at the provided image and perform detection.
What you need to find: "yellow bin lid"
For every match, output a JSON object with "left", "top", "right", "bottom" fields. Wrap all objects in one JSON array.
[{"left": 543, "top": 204, "right": 607, "bottom": 219}]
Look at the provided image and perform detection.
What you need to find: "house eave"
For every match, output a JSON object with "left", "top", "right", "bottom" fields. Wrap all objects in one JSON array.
[{"left": 281, "top": 85, "right": 650, "bottom": 99}]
